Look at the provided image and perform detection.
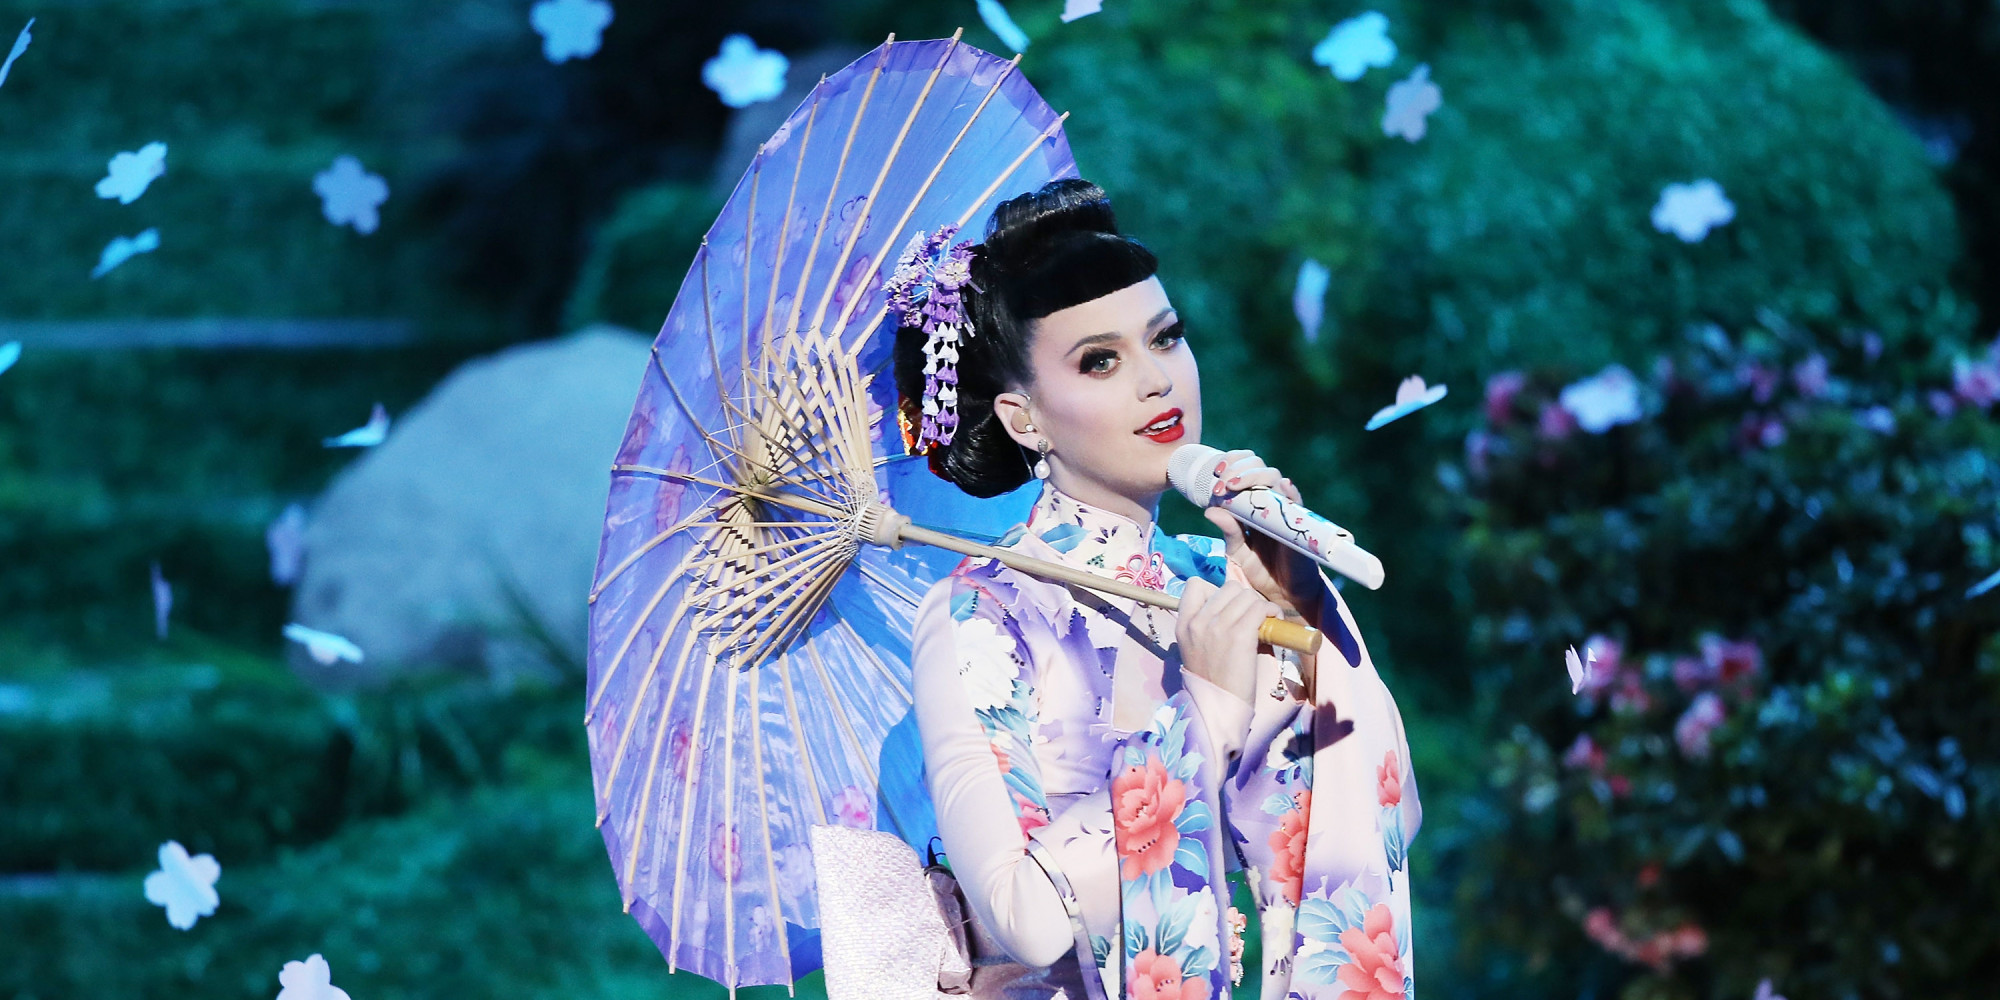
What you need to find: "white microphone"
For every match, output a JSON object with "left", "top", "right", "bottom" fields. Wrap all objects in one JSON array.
[{"left": 1167, "top": 443, "right": 1386, "bottom": 591}]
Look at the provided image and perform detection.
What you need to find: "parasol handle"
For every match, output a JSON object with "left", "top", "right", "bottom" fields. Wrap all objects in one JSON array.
[{"left": 892, "top": 521, "right": 1323, "bottom": 657}]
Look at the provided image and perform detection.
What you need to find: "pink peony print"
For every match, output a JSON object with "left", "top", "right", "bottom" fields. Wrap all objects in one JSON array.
[
  {"left": 1334, "top": 903, "right": 1408, "bottom": 1000},
  {"left": 832, "top": 785, "right": 873, "bottom": 829},
  {"left": 1267, "top": 791, "right": 1310, "bottom": 905},
  {"left": 1377, "top": 751, "right": 1403, "bottom": 807},
  {"left": 1113, "top": 758, "right": 1186, "bottom": 879},
  {"left": 1014, "top": 793, "right": 1050, "bottom": 835},
  {"left": 1128, "top": 947, "right": 1210, "bottom": 1000}
]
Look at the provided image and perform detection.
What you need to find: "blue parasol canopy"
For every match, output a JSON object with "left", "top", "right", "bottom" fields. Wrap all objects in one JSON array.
[{"left": 585, "top": 33, "right": 1074, "bottom": 990}]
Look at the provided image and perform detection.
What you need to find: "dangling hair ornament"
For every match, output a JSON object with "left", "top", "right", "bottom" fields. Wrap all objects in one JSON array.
[{"left": 886, "top": 224, "right": 978, "bottom": 455}]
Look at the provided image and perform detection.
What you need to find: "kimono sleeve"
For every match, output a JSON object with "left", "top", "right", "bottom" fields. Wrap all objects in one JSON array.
[{"left": 911, "top": 572, "right": 1082, "bottom": 968}]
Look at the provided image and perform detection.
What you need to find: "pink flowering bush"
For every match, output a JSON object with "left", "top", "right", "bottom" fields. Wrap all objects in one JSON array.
[{"left": 1447, "top": 319, "right": 2000, "bottom": 998}]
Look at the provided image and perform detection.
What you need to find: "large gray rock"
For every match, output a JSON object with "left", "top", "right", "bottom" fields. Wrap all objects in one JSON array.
[{"left": 289, "top": 326, "right": 651, "bottom": 689}]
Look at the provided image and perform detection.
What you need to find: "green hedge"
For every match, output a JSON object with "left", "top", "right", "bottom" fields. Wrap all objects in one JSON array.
[
  {"left": 0, "top": 653, "right": 345, "bottom": 873},
  {"left": 1452, "top": 321, "right": 2000, "bottom": 998},
  {"left": 0, "top": 348, "right": 476, "bottom": 647},
  {"left": 0, "top": 771, "right": 817, "bottom": 1000},
  {"left": 0, "top": 637, "right": 584, "bottom": 874}
]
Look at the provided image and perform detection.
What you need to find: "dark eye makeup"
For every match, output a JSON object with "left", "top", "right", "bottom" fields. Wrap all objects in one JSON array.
[{"left": 1075, "top": 321, "right": 1185, "bottom": 376}]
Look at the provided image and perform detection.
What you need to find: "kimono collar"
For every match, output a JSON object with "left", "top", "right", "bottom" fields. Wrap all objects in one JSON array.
[{"left": 1022, "top": 484, "right": 1170, "bottom": 591}]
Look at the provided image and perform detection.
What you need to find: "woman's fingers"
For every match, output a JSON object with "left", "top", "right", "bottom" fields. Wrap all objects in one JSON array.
[
  {"left": 1179, "top": 577, "right": 1216, "bottom": 619},
  {"left": 1209, "top": 449, "right": 1289, "bottom": 496}
]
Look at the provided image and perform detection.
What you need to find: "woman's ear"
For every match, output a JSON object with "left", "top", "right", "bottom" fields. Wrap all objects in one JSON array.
[{"left": 992, "top": 391, "right": 1039, "bottom": 450}]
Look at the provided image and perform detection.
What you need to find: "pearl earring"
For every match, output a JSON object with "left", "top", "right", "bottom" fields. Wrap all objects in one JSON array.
[{"left": 1034, "top": 439, "right": 1051, "bottom": 480}]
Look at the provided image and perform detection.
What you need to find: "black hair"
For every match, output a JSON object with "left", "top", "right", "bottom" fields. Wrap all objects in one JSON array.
[{"left": 891, "top": 178, "right": 1159, "bottom": 497}]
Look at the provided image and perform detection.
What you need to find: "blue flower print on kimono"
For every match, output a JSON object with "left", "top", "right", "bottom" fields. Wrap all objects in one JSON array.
[
  {"left": 1292, "top": 874, "right": 1413, "bottom": 1000},
  {"left": 1112, "top": 702, "right": 1230, "bottom": 1000},
  {"left": 948, "top": 576, "right": 1055, "bottom": 835}
]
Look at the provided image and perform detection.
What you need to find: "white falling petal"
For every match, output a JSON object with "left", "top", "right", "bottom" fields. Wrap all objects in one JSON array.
[
  {"left": 95, "top": 142, "right": 167, "bottom": 204},
  {"left": 1365, "top": 374, "right": 1448, "bottom": 430},
  {"left": 313, "top": 156, "right": 390, "bottom": 235},
  {"left": 702, "top": 34, "right": 788, "bottom": 109},
  {"left": 1312, "top": 11, "right": 1395, "bottom": 82},
  {"left": 1381, "top": 64, "right": 1441, "bottom": 142},
  {"left": 1565, "top": 644, "right": 1597, "bottom": 695},
  {"left": 276, "top": 955, "right": 352, "bottom": 1000},
  {"left": 0, "top": 17, "right": 33, "bottom": 89},
  {"left": 1060, "top": 0, "right": 1103, "bottom": 22},
  {"left": 530, "top": 0, "right": 613, "bottom": 63},
  {"left": 975, "top": 0, "right": 1031, "bottom": 53},
  {"left": 322, "top": 402, "right": 389, "bottom": 448},
  {"left": 150, "top": 562, "right": 173, "bottom": 640},
  {"left": 1293, "top": 258, "right": 1330, "bottom": 344},
  {"left": 1559, "top": 364, "right": 1643, "bottom": 433},
  {"left": 266, "top": 503, "right": 309, "bottom": 586},
  {"left": 1651, "top": 179, "right": 1735, "bottom": 242},
  {"left": 91, "top": 228, "right": 161, "bottom": 279},
  {"left": 0, "top": 340, "right": 19, "bottom": 377},
  {"left": 284, "top": 623, "right": 366, "bottom": 665},
  {"left": 143, "top": 841, "right": 220, "bottom": 930}
]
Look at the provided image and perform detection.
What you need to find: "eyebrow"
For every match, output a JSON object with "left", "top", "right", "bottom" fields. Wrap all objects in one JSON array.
[{"left": 1062, "top": 307, "right": 1179, "bottom": 358}]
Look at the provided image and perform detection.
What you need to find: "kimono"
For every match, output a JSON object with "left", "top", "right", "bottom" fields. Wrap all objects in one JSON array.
[{"left": 911, "top": 484, "right": 1421, "bottom": 1000}]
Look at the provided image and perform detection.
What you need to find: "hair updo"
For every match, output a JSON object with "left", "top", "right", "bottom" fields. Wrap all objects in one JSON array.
[{"left": 891, "top": 178, "right": 1159, "bottom": 497}]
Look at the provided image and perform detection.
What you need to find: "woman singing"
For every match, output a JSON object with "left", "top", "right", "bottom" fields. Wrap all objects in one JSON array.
[{"left": 893, "top": 179, "right": 1421, "bottom": 1000}]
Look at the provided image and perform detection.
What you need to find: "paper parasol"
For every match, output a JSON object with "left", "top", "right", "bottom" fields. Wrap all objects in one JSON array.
[{"left": 586, "top": 32, "right": 1319, "bottom": 991}]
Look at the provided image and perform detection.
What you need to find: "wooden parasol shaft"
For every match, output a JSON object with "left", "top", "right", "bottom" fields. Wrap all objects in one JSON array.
[
  {"left": 895, "top": 523, "right": 1323, "bottom": 656},
  {"left": 718, "top": 483, "right": 1324, "bottom": 656}
]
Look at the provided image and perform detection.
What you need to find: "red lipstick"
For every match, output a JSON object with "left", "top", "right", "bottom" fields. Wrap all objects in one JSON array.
[{"left": 1136, "top": 408, "right": 1185, "bottom": 443}]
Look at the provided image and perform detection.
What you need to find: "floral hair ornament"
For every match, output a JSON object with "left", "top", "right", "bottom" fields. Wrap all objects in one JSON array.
[{"left": 886, "top": 224, "right": 979, "bottom": 455}]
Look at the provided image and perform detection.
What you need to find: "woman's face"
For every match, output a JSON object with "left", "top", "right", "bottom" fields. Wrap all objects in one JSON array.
[{"left": 995, "top": 276, "right": 1203, "bottom": 520}]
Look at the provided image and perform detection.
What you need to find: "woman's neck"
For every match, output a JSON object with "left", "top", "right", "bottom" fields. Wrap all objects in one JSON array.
[{"left": 1046, "top": 473, "right": 1160, "bottom": 528}]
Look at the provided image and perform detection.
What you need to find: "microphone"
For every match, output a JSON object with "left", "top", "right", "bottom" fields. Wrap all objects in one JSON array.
[{"left": 1167, "top": 444, "right": 1386, "bottom": 591}]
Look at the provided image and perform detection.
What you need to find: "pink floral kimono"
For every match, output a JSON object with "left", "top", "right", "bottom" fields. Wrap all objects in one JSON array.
[{"left": 912, "top": 485, "right": 1421, "bottom": 1000}]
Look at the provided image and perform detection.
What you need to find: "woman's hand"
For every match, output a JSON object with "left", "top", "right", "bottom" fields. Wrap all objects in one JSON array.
[
  {"left": 1174, "top": 569, "right": 1283, "bottom": 705},
  {"left": 1199, "top": 450, "right": 1325, "bottom": 622}
]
